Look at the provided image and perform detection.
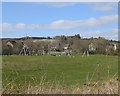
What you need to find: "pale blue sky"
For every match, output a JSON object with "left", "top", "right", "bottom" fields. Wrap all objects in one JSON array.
[{"left": 2, "top": 2, "right": 118, "bottom": 40}]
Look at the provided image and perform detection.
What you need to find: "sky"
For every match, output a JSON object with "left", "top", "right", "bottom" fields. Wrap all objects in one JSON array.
[{"left": 1, "top": 2, "right": 118, "bottom": 40}]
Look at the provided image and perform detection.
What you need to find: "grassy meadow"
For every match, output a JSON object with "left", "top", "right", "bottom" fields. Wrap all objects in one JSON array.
[{"left": 2, "top": 54, "right": 118, "bottom": 94}]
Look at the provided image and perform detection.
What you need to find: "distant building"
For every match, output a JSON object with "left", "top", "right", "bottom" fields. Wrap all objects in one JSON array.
[
  {"left": 48, "top": 43, "right": 60, "bottom": 49},
  {"left": 113, "top": 43, "right": 117, "bottom": 51},
  {"left": 106, "top": 43, "right": 118, "bottom": 51},
  {"left": 6, "top": 40, "right": 17, "bottom": 48},
  {"left": 88, "top": 43, "right": 96, "bottom": 51},
  {"left": 63, "top": 44, "right": 70, "bottom": 50}
]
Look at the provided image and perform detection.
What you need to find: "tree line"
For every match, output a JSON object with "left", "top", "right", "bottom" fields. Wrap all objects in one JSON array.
[{"left": 1, "top": 34, "right": 119, "bottom": 55}]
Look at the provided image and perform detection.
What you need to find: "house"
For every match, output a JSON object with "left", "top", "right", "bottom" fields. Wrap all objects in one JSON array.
[
  {"left": 6, "top": 40, "right": 17, "bottom": 48},
  {"left": 106, "top": 43, "right": 118, "bottom": 51},
  {"left": 88, "top": 43, "right": 96, "bottom": 51},
  {"left": 48, "top": 43, "right": 61, "bottom": 51},
  {"left": 63, "top": 44, "right": 70, "bottom": 50},
  {"left": 113, "top": 43, "right": 117, "bottom": 51}
]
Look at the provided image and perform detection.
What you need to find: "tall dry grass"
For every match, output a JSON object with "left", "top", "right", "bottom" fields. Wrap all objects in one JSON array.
[
  {"left": 2, "top": 64, "right": 119, "bottom": 94},
  {"left": 25, "top": 78, "right": 118, "bottom": 94},
  {"left": 2, "top": 75, "right": 119, "bottom": 94},
  {"left": 25, "top": 65, "right": 119, "bottom": 94}
]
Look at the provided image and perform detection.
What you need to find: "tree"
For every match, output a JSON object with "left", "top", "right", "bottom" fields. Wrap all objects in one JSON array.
[
  {"left": 71, "top": 39, "right": 89, "bottom": 54},
  {"left": 2, "top": 41, "right": 13, "bottom": 55},
  {"left": 12, "top": 41, "right": 23, "bottom": 55}
]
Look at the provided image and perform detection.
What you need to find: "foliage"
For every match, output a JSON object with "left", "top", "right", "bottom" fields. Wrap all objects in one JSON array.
[{"left": 1, "top": 35, "right": 119, "bottom": 56}]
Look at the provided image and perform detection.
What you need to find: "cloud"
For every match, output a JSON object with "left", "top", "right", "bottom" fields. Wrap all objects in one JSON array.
[
  {"left": 81, "top": 31, "right": 101, "bottom": 38},
  {"left": 38, "top": 2, "right": 77, "bottom": 8},
  {"left": 107, "top": 29, "right": 118, "bottom": 40},
  {"left": 2, "top": 23, "right": 14, "bottom": 33},
  {"left": 37, "top": 2, "right": 117, "bottom": 10},
  {"left": 90, "top": 3, "right": 118, "bottom": 12},
  {"left": 15, "top": 23, "right": 26, "bottom": 29},
  {"left": 1, "top": 15, "right": 118, "bottom": 33},
  {"left": 111, "top": 28, "right": 118, "bottom": 33},
  {"left": 81, "top": 28, "right": 118, "bottom": 40},
  {"left": 43, "top": 15, "right": 118, "bottom": 30}
]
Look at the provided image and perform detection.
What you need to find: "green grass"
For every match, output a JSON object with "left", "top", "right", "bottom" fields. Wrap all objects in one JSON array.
[{"left": 2, "top": 54, "right": 118, "bottom": 89}]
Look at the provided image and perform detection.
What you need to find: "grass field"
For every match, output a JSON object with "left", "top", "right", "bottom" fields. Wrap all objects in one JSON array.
[{"left": 2, "top": 54, "right": 118, "bottom": 93}]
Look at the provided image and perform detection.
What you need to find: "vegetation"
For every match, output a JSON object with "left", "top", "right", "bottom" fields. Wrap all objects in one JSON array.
[
  {"left": 1, "top": 35, "right": 119, "bottom": 56},
  {"left": 1, "top": 35, "right": 119, "bottom": 94},
  {"left": 2, "top": 55, "right": 118, "bottom": 94}
]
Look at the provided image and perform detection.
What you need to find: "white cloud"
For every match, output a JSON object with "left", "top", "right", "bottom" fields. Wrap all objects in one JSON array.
[
  {"left": 37, "top": 2, "right": 117, "bottom": 11},
  {"left": 81, "top": 30, "right": 102, "bottom": 38},
  {"left": 111, "top": 28, "right": 118, "bottom": 33},
  {"left": 1, "top": 15, "right": 118, "bottom": 33},
  {"left": 90, "top": 3, "right": 117, "bottom": 12},
  {"left": 15, "top": 23, "right": 26, "bottom": 29},
  {"left": 38, "top": 2, "right": 77, "bottom": 8},
  {"left": 81, "top": 28, "right": 118, "bottom": 40},
  {"left": 44, "top": 15, "right": 118, "bottom": 30},
  {"left": 107, "top": 29, "right": 118, "bottom": 40},
  {"left": 2, "top": 23, "right": 14, "bottom": 33}
]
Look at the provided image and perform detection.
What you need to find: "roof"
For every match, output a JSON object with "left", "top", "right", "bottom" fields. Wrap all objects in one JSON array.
[{"left": 64, "top": 44, "right": 70, "bottom": 47}]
